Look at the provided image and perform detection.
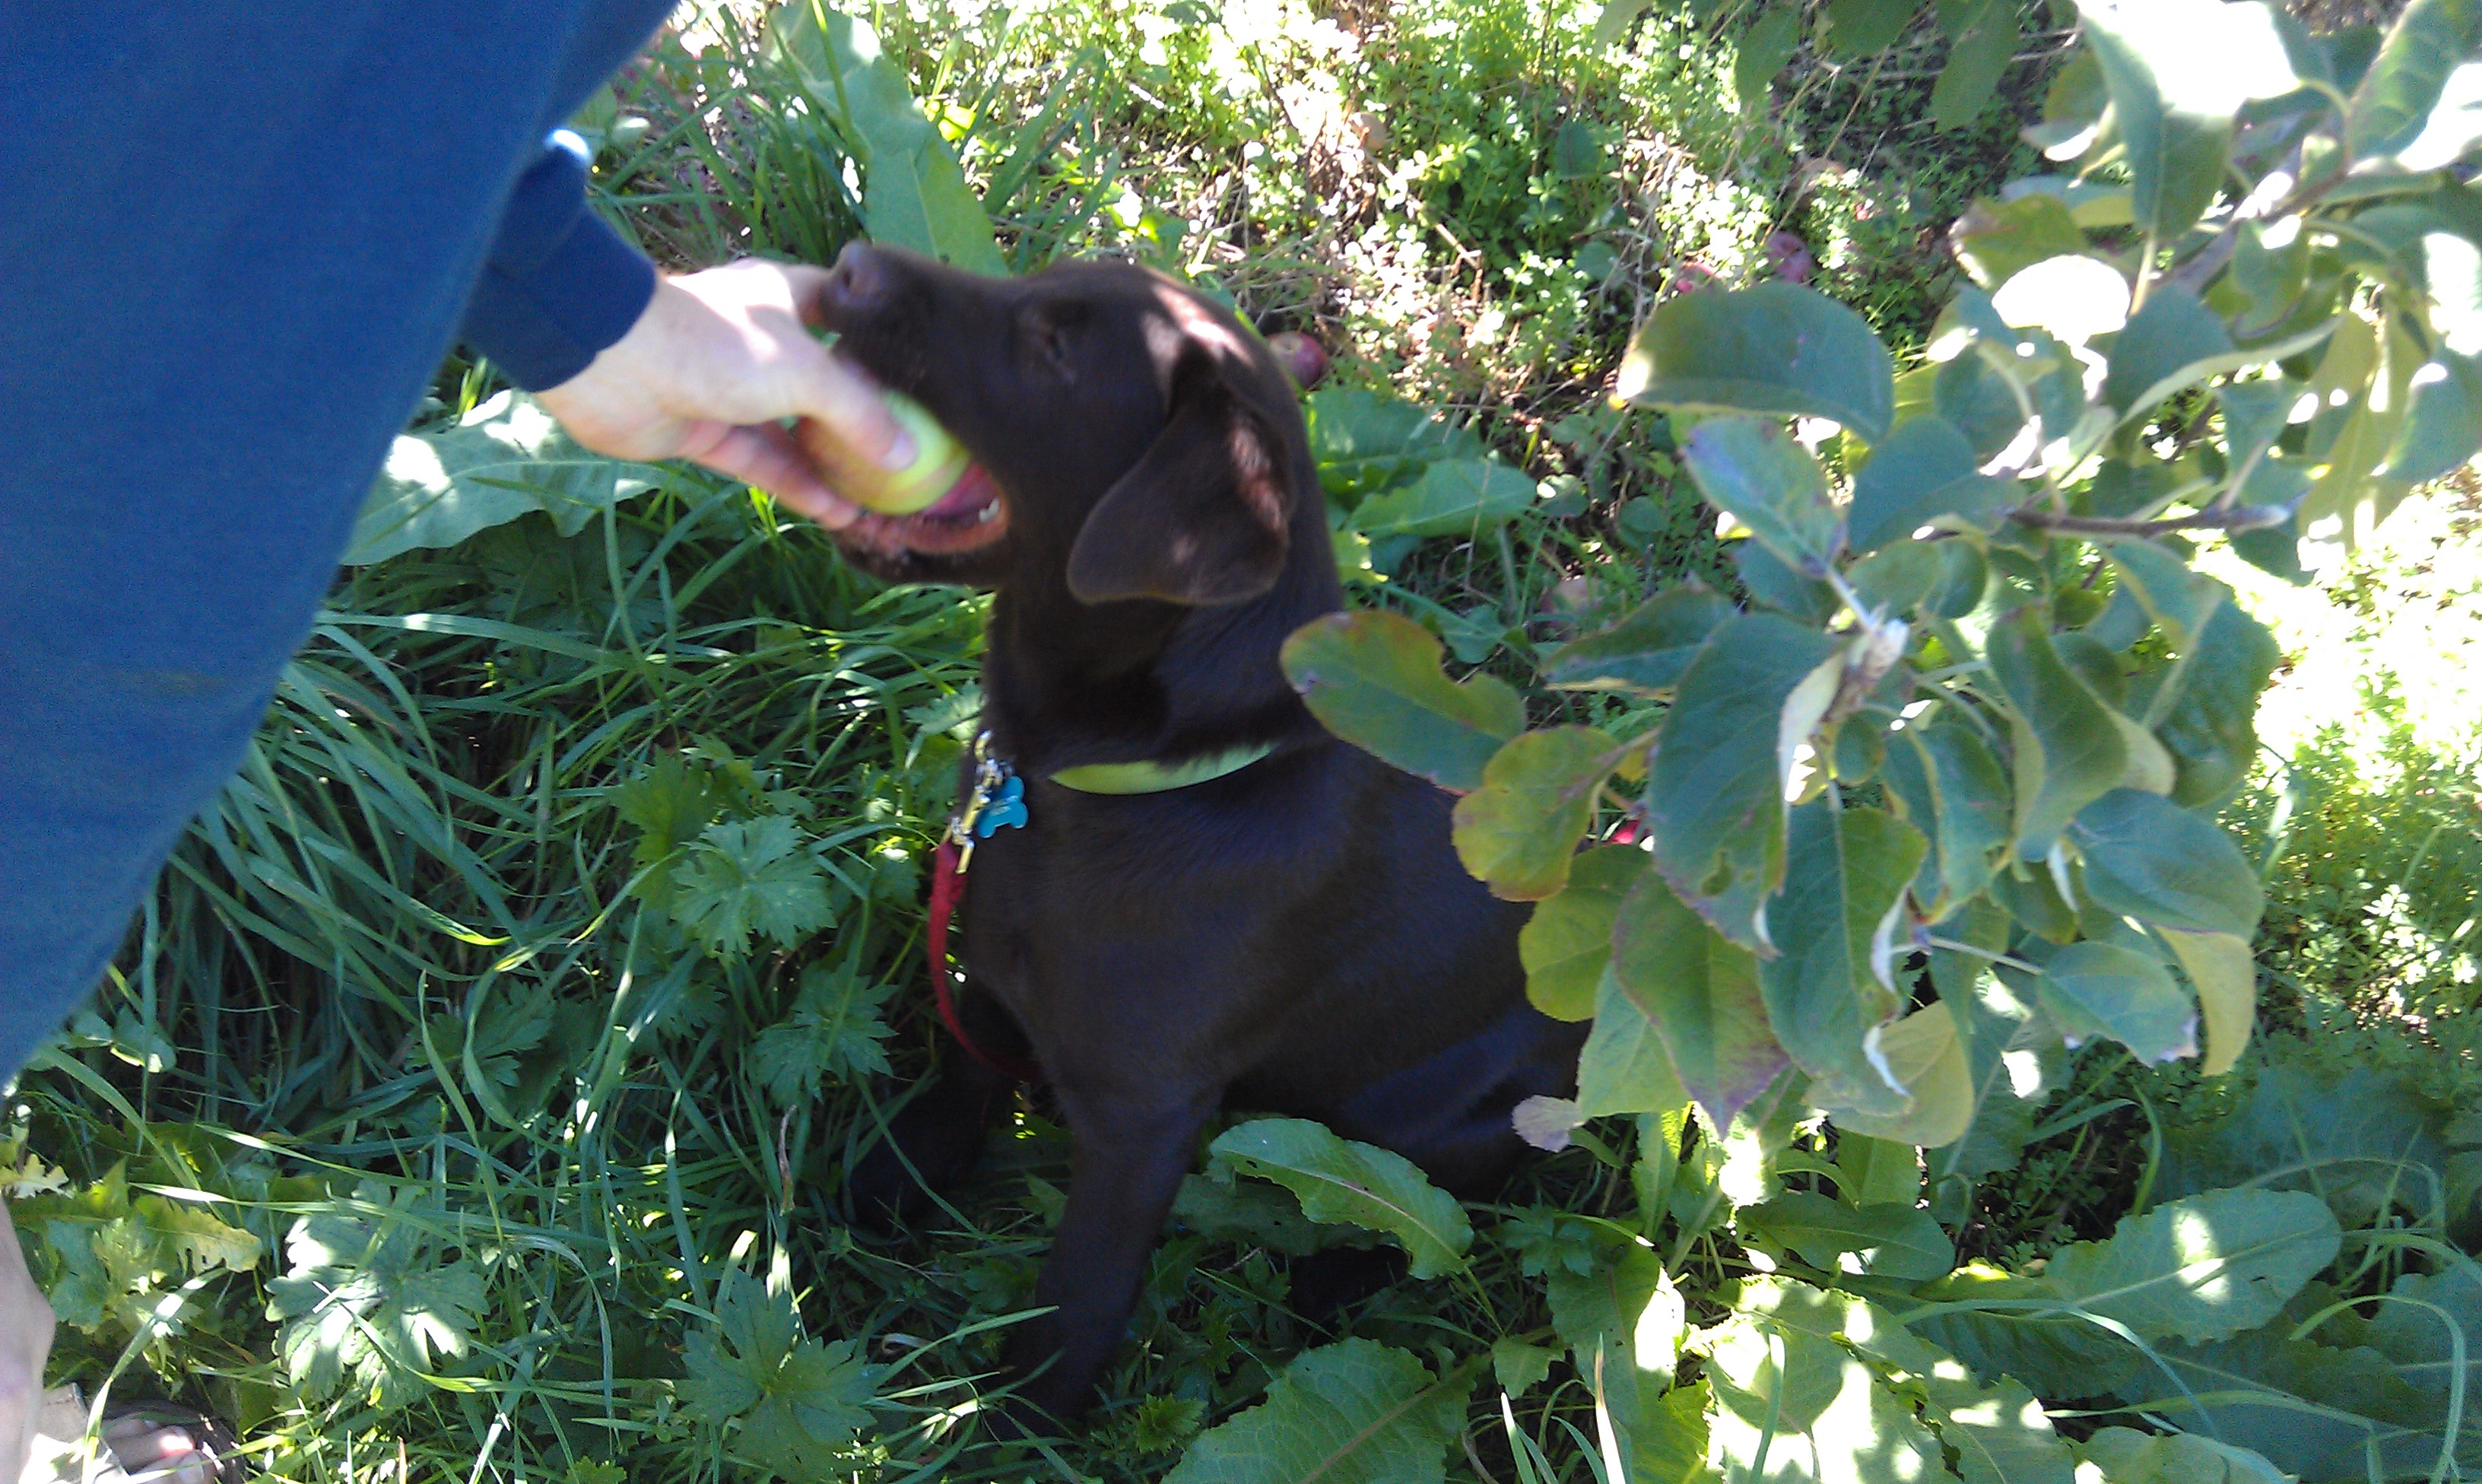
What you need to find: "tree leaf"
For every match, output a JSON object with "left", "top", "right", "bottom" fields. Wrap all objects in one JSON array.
[
  {"left": 1847, "top": 415, "right": 2011, "bottom": 553},
  {"left": 1988, "top": 610, "right": 2127, "bottom": 854},
  {"left": 2036, "top": 940, "right": 2198, "bottom": 1064},
  {"left": 1760, "top": 801, "right": 1927, "bottom": 1114},
  {"left": 1578, "top": 971, "right": 1693, "bottom": 1118},
  {"left": 1166, "top": 1338, "right": 1472, "bottom": 1484},
  {"left": 1646, "top": 614, "right": 1844, "bottom": 947},
  {"left": 1823, "top": 0, "right": 1919, "bottom": 57},
  {"left": 2160, "top": 930, "right": 2255, "bottom": 1077},
  {"left": 2102, "top": 540, "right": 2226, "bottom": 651},
  {"left": 1611, "top": 870, "right": 1787, "bottom": 1130},
  {"left": 2347, "top": 0, "right": 2482, "bottom": 160},
  {"left": 2101, "top": 282, "right": 2235, "bottom": 419},
  {"left": 344, "top": 393, "right": 660, "bottom": 566},
  {"left": 1210, "top": 1119, "right": 1472, "bottom": 1279},
  {"left": 1738, "top": 1191, "right": 1957, "bottom": 1279},
  {"left": 1282, "top": 610, "right": 1525, "bottom": 793},
  {"left": 1882, "top": 714, "right": 2011, "bottom": 920},
  {"left": 1735, "top": 3, "right": 1804, "bottom": 115},
  {"left": 1954, "top": 195, "right": 2089, "bottom": 290},
  {"left": 1931, "top": 0, "right": 2020, "bottom": 132},
  {"left": 2073, "top": 1, "right": 2299, "bottom": 241},
  {"left": 1350, "top": 458, "right": 1537, "bottom": 540},
  {"left": 770, "top": 2, "right": 1005, "bottom": 274},
  {"left": 1519, "top": 845, "right": 1646, "bottom": 1019},
  {"left": 1678, "top": 415, "right": 1843, "bottom": 571},
  {"left": 1453, "top": 726, "right": 1621, "bottom": 900},
  {"left": 1617, "top": 282, "right": 1897, "bottom": 441},
  {"left": 1541, "top": 583, "right": 1735, "bottom": 695},
  {"left": 2078, "top": 1428, "right": 2293, "bottom": 1484},
  {"left": 1817, "top": 999, "right": 1979, "bottom": 1149},
  {"left": 2140, "top": 601, "right": 2280, "bottom": 807},
  {"left": 2069, "top": 788, "right": 2262, "bottom": 937}
]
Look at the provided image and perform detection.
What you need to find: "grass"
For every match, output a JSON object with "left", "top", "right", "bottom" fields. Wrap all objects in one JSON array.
[{"left": 11, "top": 2, "right": 2481, "bottom": 1480}]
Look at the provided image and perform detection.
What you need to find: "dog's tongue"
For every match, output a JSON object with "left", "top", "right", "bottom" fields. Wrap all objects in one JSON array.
[{"left": 913, "top": 462, "right": 998, "bottom": 521}]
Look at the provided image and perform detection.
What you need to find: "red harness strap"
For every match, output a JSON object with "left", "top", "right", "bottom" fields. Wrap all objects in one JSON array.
[{"left": 928, "top": 838, "right": 1043, "bottom": 1081}]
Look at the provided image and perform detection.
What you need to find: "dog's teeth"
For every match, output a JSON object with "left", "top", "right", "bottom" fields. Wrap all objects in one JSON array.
[{"left": 976, "top": 501, "right": 1000, "bottom": 524}]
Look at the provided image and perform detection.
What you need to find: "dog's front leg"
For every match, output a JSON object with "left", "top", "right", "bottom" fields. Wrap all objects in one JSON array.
[{"left": 1002, "top": 1088, "right": 1214, "bottom": 1425}]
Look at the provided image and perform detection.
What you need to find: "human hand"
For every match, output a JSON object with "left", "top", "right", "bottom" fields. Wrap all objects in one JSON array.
[
  {"left": 533, "top": 258, "right": 909, "bottom": 531},
  {"left": 1, "top": 1204, "right": 55, "bottom": 1484}
]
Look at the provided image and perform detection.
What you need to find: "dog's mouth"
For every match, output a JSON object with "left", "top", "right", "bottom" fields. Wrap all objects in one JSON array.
[{"left": 839, "top": 460, "right": 1013, "bottom": 558}]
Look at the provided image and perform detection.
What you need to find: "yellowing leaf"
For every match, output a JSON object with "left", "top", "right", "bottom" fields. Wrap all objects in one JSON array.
[
  {"left": 2162, "top": 929, "right": 2255, "bottom": 1077},
  {"left": 1453, "top": 726, "right": 1621, "bottom": 899},
  {"left": 1282, "top": 610, "right": 1525, "bottom": 793}
]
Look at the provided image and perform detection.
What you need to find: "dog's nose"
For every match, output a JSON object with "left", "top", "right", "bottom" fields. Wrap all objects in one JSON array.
[{"left": 821, "top": 240, "right": 892, "bottom": 318}]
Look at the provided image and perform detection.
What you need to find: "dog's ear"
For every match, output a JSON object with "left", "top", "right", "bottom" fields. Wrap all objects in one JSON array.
[{"left": 1066, "top": 360, "right": 1292, "bottom": 607}]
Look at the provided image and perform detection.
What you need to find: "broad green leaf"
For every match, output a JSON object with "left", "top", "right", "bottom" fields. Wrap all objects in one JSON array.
[
  {"left": 1350, "top": 458, "right": 1536, "bottom": 540},
  {"left": 2078, "top": 1427, "right": 2293, "bottom": 1484},
  {"left": 1579, "top": 972, "right": 1693, "bottom": 1118},
  {"left": 1760, "top": 802, "right": 1926, "bottom": 1114},
  {"left": 1907, "top": 1262, "right": 2146, "bottom": 1398},
  {"left": 1735, "top": 537, "right": 1838, "bottom": 623},
  {"left": 1817, "top": 1000, "right": 1978, "bottom": 1149},
  {"left": 1210, "top": 1119, "right": 1472, "bottom": 1278},
  {"left": 1836, "top": 1135, "right": 1925, "bottom": 1207},
  {"left": 1953, "top": 195, "right": 2088, "bottom": 290},
  {"left": 1282, "top": 610, "right": 1525, "bottom": 793},
  {"left": 1823, "top": 0, "right": 1917, "bottom": 57},
  {"left": 2074, "top": 1, "right": 2300, "bottom": 240},
  {"left": 1930, "top": 1370, "right": 2077, "bottom": 1484},
  {"left": 1547, "top": 1243, "right": 1681, "bottom": 1412},
  {"left": 1925, "top": 922, "right": 2055, "bottom": 1186},
  {"left": 345, "top": 393, "right": 660, "bottom": 566},
  {"left": 1490, "top": 1338, "right": 1558, "bottom": 1396},
  {"left": 771, "top": 3, "right": 1005, "bottom": 274},
  {"left": 1611, "top": 871, "right": 1786, "bottom": 1130},
  {"left": 2347, "top": 0, "right": 2482, "bottom": 160},
  {"left": 1988, "top": 610, "right": 2127, "bottom": 852},
  {"left": 1541, "top": 583, "right": 1735, "bottom": 694},
  {"left": 1519, "top": 845, "right": 1646, "bottom": 1019},
  {"left": 1454, "top": 726, "right": 1620, "bottom": 900},
  {"left": 1646, "top": 614, "right": 1844, "bottom": 947},
  {"left": 1735, "top": 3, "right": 1803, "bottom": 114},
  {"left": 2138, "top": 601, "right": 2280, "bottom": 807},
  {"left": 1738, "top": 1191, "right": 1956, "bottom": 1279},
  {"left": 1705, "top": 1306, "right": 1950, "bottom": 1484},
  {"left": 2101, "top": 283, "right": 2235, "bottom": 418},
  {"left": 1847, "top": 414, "right": 2011, "bottom": 552},
  {"left": 2036, "top": 940, "right": 2197, "bottom": 1064},
  {"left": 2160, "top": 1046, "right": 2465, "bottom": 1230},
  {"left": 1846, "top": 541, "right": 1943, "bottom": 614},
  {"left": 2369, "top": 1262, "right": 2482, "bottom": 1412},
  {"left": 1617, "top": 282, "right": 1897, "bottom": 441},
  {"left": 1678, "top": 416, "right": 1841, "bottom": 571},
  {"left": 2125, "top": 1329, "right": 2455, "bottom": 1481},
  {"left": 2044, "top": 1188, "right": 2342, "bottom": 1344},
  {"left": 2382, "top": 349, "right": 2482, "bottom": 482},
  {"left": 1883, "top": 715, "right": 2011, "bottom": 919},
  {"left": 2160, "top": 930, "right": 2254, "bottom": 1077},
  {"left": 2398, "top": 58, "right": 2482, "bottom": 170},
  {"left": 2102, "top": 539, "right": 2225, "bottom": 649},
  {"left": 1166, "top": 1338, "right": 1471, "bottom": 1484},
  {"left": 2069, "top": 788, "right": 2263, "bottom": 937},
  {"left": 1171, "top": 1174, "right": 1329, "bottom": 1257},
  {"left": 1306, "top": 389, "right": 1484, "bottom": 503},
  {"left": 1931, "top": 0, "right": 2020, "bottom": 132}
]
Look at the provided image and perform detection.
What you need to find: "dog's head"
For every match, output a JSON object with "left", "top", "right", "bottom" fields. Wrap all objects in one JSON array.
[{"left": 811, "top": 243, "right": 1315, "bottom": 609}]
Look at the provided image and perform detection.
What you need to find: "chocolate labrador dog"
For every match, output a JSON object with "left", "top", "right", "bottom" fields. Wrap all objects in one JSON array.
[{"left": 817, "top": 242, "right": 1583, "bottom": 1424}]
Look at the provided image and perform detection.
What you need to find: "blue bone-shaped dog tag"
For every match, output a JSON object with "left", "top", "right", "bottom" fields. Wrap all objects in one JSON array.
[{"left": 975, "top": 774, "right": 1027, "bottom": 837}]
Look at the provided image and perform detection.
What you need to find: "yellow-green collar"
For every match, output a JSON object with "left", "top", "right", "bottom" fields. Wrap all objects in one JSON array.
[{"left": 1048, "top": 740, "right": 1278, "bottom": 795}]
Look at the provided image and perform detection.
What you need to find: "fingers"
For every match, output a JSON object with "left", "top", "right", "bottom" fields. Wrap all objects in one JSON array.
[
  {"left": 677, "top": 420, "right": 862, "bottom": 531},
  {"left": 783, "top": 338, "right": 911, "bottom": 470},
  {"left": 780, "top": 262, "right": 836, "bottom": 328}
]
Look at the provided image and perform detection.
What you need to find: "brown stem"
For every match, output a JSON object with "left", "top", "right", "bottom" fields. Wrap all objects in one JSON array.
[{"left": 2008, "top": 503, "right": 2291, "bottom": 536}]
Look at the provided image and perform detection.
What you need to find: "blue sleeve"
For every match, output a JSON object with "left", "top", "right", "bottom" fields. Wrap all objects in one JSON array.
[{"left": 458, "top": 129, "right": 658, "bottom": 390}]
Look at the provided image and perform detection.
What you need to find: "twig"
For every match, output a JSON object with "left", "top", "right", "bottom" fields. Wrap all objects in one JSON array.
[{"left": 2007, "top": 503, "right": 2292, "bottom": 536}]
